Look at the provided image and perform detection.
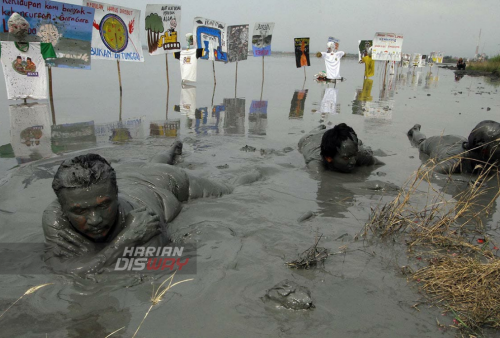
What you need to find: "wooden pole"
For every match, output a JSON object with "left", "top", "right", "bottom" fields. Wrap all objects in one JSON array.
[
  {"left": 383, "top": 60, "right": 388, "bottom": 90},
  {"left": 48, "top": 65, "right": 56, "bottom": 125},
  {"left": 260, "top": 56, "right": 264, "bottom": 101},
  {"left": 212, "top": 60, "right": 216, "bottom": 86},
  {"left": 304, "top": 66, "right": 306, "bottom": 81},
  {"left": 234, "top": 61, "right": 238, "bottom": 98},
  {"left": 117, "top": 59, "right": 123, "bottom": 122},
  {"left": 166, "top": 53, "right": 170, "bottom": 119}
]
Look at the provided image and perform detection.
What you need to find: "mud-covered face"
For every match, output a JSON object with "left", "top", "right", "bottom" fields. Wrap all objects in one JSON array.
[
  {"left": 59, "top": 182, "right": 118, "bottom": 241},
  {"left": 324, "top": 137, "right": 359, "bottom": 173},
  {"left": 8, "top": 13, "right": 29, "bottom": 41}
]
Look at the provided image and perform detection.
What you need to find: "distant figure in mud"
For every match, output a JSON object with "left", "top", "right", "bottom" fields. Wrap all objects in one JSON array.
[
  {"left": 298, "top": 123, "right": 384, "bottom": 173},
  {"left": 457, "top": 58, "right": 466, "bottom": 70},
  {"left": 43, "top": 141, "right": 257, "bottom": 275},
  {"left": 407, "top": 121, "right": 500, "bottom": 174}
]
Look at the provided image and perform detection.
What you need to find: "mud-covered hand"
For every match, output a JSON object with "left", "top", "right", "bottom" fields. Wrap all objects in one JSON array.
[
  {"left": 122, "top": 206, "right": 161, "bottom": 243},
  {"left": 51, "top": 228, "right": 97, "bottom": 258}
]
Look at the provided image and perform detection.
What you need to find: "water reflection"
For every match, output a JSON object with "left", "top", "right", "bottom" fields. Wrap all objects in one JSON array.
[
  {"left": 51, "top": 121, "right": 96, "bottom": 154},
  {"left": 351, "top": 78, "right": 394, "bottom": 121},
  {"left": 179, "top": 84, "right": 197, "bottom": 117},
  {"left": 150, "top": 119, "right": 181, "bottom": 137},
  {"left": 320, "top": 87, "right": 340, "bottom": 115},
  {"left": 94, "top": 118, "right": 145, "bottom": 144},
  {"left": 223, "top": 98, "right": 245, "bottom": 135},
  {"left": 249, "top": 100, "right": 267, "bottom": 136},
  {"left": 9, "top": 103, "right": 53, "bottom": 164},
  {"left": 289, "top": 89, "right": 308, "bottom": 119},
  {"left": 186, "top": 106, "right": 223, "bottom": 135}
]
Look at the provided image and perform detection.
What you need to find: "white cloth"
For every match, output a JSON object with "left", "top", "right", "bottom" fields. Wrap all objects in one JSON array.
[
  {"left": 179, "top": 49, "right": 198, "bottom": 82},
  {"left": 321, "top": 50, "right": 345, "bottom": 80},
  {"left": 180, "top": 84, "right": 196, "bottom": 117},
  {"left": 1, "top": 42, "right": 48, "bottom": 100}
]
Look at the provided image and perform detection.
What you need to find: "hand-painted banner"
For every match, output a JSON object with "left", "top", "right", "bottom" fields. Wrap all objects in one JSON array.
[
  {"left": 193, "top": 17, "right": 227, "bottom": 62},
  {"left": 1, "top": 1, "right": 95, "bottom": 69},
  {"left": 227, "top": 24, "right": 248, "bottom": 62},
  {"left": 252, "top": 22, "right": 274, "bottom": 57},
  {"left": 411, "top": 53, "right": 422, "bottom": 67},
  {"left": 294, "top": 37, "right": 310, "bottom": 68},
  {"left": 371, "top": 32, "right": 403, "bottom": 61},
  {"left": 358, "top": 40, "right": 372, "bottom": 61},
  {"left": 145, "top": 4, "right": 181, "bottom": 55},
  {"left": 86, "top": 1, "right": 144, "bottom": 62}
]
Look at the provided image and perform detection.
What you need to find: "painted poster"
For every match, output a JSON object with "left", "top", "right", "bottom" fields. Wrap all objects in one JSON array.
[
  {"left": 193, "top": 17, "right": 227, "bottom": 62},
  {"left": 358, "top": 40, "right": 372, "bottom": 61},
  {"left": 150, "top": 119, "right": 180, "bottom": 137},
  {"left": 430, "top": 52, "right": 443, "bottom": 64},
  {"left": 1, "top": 1, "right": 95, "bottom": 69},
  {"left": 85, "top": 1, "right": 144, "bottom": 62},
  {"left": 9, "top": 103, "right": 53, "bottom": 164},
  {"left": 249, "top": 100, "right": 267, "bottom": 136},
  {"left": 0, "top": 0, "right": 45, "bottom": 42},
  {"left": 419, "top": 54, "right": 427, "bottom": 67},
  {"left": 371, "top": 32, "right": 404, "bottom": 61},
  {"left": 43, "top": 2, "right": 95, "bottom": 69},
  {"left": 51, "top": 121, "right": 96, "bottom": 153},
  {"left": 401, "top": 53, "right": 410, "bottom": 68},
  {"left": 223, "top": 98, "right": 245, "bottom": 135},
  {"left": 294, "top": 38, "right": 310, "bottom": 68},
  {"left": 227, "top": 24, "right": 248, "bottom": 62},
  {"left": 411, "top": 53, "right": 422, "bottom": 67},
  {"left": 145, "top": 4, "right": 181, "bottom": 55},
  {"left": 252, "top": 22, "right": 274, "bottom": 57},
  {"left": 289, "top": 89, "right": 307, "bottom": 119}
]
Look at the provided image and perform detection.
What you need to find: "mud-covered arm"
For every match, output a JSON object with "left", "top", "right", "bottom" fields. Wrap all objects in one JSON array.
[{"left": 187, "top": 173, "right": 233, "bottom": 199}]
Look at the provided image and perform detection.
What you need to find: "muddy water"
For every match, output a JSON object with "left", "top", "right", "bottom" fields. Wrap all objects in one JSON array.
[{"left": 0, "top": 54, "right": 499, "bottom": 337}]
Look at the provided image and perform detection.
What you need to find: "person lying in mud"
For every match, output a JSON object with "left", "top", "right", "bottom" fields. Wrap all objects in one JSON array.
[
  {"left": 43, "top": 141, "right": 255, "bottom": 275},
  {"left": 298, "top": 123, "right": 384, "bottom": 173},
  {"left": 407, "top": 120, "right": 500, "bottom": 174}
]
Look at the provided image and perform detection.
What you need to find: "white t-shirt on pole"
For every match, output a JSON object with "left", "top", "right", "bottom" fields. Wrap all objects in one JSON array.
[
  {"left": 321, "top": 51, "right": 345, "bottom": 80},
  {"left": 0, "top": 41, "right": 53, "bottom": 100}
]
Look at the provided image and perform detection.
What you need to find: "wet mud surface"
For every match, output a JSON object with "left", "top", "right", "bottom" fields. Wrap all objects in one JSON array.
[{"left": 0, "top": 56, "right": 499, "bottom": 337}]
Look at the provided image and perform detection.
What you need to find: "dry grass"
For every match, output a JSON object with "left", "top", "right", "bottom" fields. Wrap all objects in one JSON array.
[
  {"left": 286, "top": 234, "right": 328, "bottom": 269},
  {"left": 0, "top": 283, "right": 53, "bottom": 320},
  {"left": 132, "top": 271, "right": 193, "bottom": 338},
  {"left": 362, "top": 144, "right": 500, "bottom": 331},
  {"left": 468, "top": 55, "right": 500, "bottom": 73}
]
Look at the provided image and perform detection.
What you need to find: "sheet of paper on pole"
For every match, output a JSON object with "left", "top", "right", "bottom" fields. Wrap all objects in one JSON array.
[
  {"left": 371, "top": 32, "right": 403, "bottom": 61},
  {"left": 193, "top": 17, "right": 227, "bottom": 62},
  {"left": 85, "top": 1, "right": 144, "bottom": 62},
  {"left": 227, "top": 24, "right": 248, "bottom": 62},
  {"left": 145, "top": 4, "right": 181, "bottom": 55},
  {"left": 252, "top": 22, "right": 274, "bottom": 57}
]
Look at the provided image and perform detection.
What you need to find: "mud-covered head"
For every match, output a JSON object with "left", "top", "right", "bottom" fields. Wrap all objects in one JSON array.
[
  {"left": 320, "top": 123, "right": 359, "bottom": 173},
  {"left": 466, "top": 120, "right": 500, "bottom": 166},
  {"left": 52, "top": 154, "right": 119, "bottom": 241},
  {"left": 8, "top": 13, "right": 29, "bottom": 41}
]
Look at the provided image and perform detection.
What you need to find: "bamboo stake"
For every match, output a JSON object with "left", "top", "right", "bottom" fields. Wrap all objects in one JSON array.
[
  {"left": 117, "top": 59, "right": 123, "bottom": 122},
  {"left": 166, "top": 53, "right": 170, "bottom": 119},
  {"left": 304, "top": 65, "right": 306, "bottom": 81},
  {"left": 383, "top": 60, "right": 388, "bottom": 90},
  {"left": 48, "top": 65, "right": 56, "bottom": 125},
  {"left": 260, "top": 56, "right": 264, "bottom": 101},
  {"left": 212, "top": 60, "right": 216, "bottom": 86}
]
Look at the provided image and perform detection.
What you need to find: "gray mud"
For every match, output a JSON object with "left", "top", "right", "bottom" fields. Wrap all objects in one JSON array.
[{"left": 0, "top": 55, "right": 499, "bottom": 337}]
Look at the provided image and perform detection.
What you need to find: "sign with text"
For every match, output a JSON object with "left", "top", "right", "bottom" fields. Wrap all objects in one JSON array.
[
  {"left": 86, "top": 1, "right": 144, "bottom": 62},
  {"left": 193, "top": 17, "right": 227, "bottom": 62},
  {"left": 145, "top": 4, "right": 181, "bottom": 55},
  {"left": 227, "top": 24, "right": 248, "bottom": 62},
  {"left": 252, "top": 22, "right": 274, "bottom": 57},
  {"left": 371, "top": 32, "right": 403, "bottom": 61}
]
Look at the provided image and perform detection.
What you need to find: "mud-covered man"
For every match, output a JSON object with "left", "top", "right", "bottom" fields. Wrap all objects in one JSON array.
[
  {"left": 407, "top": 120, "right": 500, "bottom": 174},
  {"left": 42, "top": 142, "right": 246, "bottom": 276},
  {"left": 298, "top": 123, "right": 384, "bottom": 173}
]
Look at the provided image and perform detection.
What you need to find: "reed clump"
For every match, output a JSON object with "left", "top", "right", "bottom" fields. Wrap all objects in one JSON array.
[
  {"left": 362, "top": 150, "right": 500, "bottom": 331},
  {"left": 467, "top": 55, "right": 500, "bottom": 74}
]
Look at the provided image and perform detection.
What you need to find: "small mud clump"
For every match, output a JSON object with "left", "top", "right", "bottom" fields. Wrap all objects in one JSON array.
[{"left": 264, "top": 280, "right": 314, "bottom": 310}]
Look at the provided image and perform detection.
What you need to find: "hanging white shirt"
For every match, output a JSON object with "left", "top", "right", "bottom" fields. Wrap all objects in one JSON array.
[
  {"left": 0, "top": 41, "right": 55, "bottom": 100},
  {"left": 174, "top": 48, "right": 203, "bottom": 82},
  {"left": 321, "top": 50, "right": 345, "bottom": 80}
]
